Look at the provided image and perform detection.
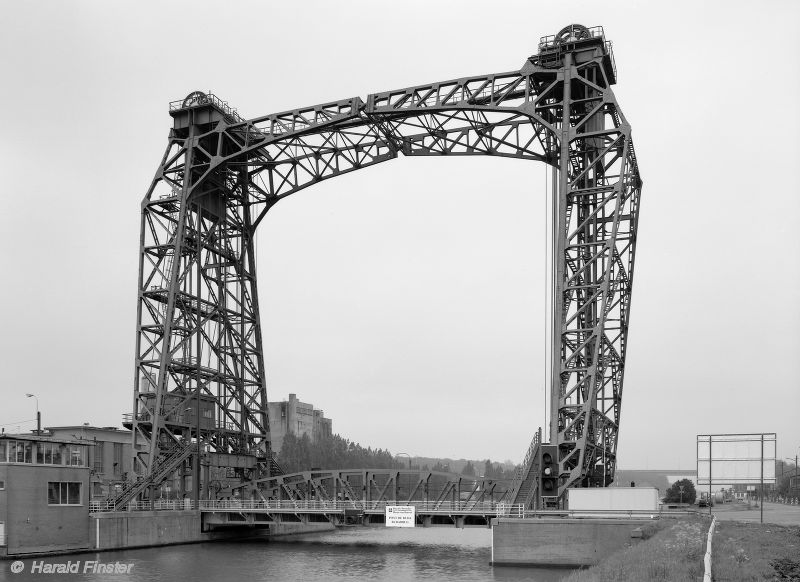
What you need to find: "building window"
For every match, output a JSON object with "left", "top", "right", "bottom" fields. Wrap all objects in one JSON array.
[
  {"left": 0, "top": 480, "right": 5, "bottom": 490},
  {"left": 66, "top": 446, "right": 84, "bottom": 467},
  {"left": 0, "top": 441, "right": 5, "bottom": 463},
  {"left": 36, "top": 442, "right": 62, "bottom": 465},
  {"left": 18, "top": 442, "right": 30, "bottom": 463},
  {"left": 93, "top": 442, "right": 104, "bottom": 473},
  {"left": 8, "top": 441, "right": 32, "bottom": 463},
  {"left": 48, "top": 482, "right": 82, "bottom": 505}
]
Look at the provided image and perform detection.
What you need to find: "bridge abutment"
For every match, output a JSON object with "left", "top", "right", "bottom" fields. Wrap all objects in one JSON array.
[{"left": 491, "top": 517, "right": 650, "bottom": 566}]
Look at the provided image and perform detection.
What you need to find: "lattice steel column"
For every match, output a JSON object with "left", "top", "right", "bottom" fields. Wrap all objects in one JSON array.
[
  {"left": 540, "top": 25, "right": 642, "bottom": 499},
  {"left": 130, "top": 95, "right": 271, "bottom": 504}
]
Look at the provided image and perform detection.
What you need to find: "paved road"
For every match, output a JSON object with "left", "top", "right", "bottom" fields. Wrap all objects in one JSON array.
[{"left": 709, "top": 501, "right": 800, "bottom": 526}]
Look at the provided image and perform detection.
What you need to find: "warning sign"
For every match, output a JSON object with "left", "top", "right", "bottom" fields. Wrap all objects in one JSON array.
[{"left": 385, "top": 505, "right": 415, "bottom": 528}]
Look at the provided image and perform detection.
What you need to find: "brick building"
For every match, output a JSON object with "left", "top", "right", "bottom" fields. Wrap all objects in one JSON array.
[{"left": 0, "top": 434, "right": 91, "bottom": 556}]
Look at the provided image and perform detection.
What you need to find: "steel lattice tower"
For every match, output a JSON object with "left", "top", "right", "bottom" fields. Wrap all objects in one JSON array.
[{"left": 125, "top": 24, "right": 641, "bottom": 507}]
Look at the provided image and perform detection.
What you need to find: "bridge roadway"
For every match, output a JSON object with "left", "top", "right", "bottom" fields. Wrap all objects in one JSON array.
[{"left": 90, "top": 499, "right": 527, "bottom": 528}]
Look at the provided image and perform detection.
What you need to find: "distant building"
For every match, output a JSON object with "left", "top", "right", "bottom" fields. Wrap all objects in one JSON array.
[
  {"left": 0, "top": 433, "right": 91, "bottom": 556},
  {"left": 268, "top": 394, "right": 332, "bottom": 454},
  {"left": 46, "top": 425, "right": 132, "bottom": 500}
]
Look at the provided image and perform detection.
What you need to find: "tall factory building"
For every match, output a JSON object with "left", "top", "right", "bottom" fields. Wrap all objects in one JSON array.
[{"left": 268, "top": 394, "right": 332, "bottom": 454}]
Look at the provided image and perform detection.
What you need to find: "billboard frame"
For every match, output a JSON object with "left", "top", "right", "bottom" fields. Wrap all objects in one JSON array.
[{"left": 696, "top": 433, "right": 776, "bottom": 523}]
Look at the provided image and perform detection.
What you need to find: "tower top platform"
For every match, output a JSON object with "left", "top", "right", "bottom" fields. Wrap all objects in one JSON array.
[
  {"left": 533, "top": 24, "right": 617, "bottom": 84},
  {"left": 168, "top": 91, "right": 245, "bottom": 130}
]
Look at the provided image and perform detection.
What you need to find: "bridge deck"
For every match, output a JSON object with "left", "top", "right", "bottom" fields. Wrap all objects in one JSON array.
[{"left": 90, "top": 499, "right": 522, "bottom": 516}]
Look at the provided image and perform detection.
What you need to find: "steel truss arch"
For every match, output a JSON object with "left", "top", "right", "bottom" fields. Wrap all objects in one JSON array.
[{"left": 128, "top": 25, "right": 641, "bottom": 508}]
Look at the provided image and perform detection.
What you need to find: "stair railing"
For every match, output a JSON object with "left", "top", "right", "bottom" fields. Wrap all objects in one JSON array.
[{"left": 507, "top": 427, "right": 542, "bottom": 504}]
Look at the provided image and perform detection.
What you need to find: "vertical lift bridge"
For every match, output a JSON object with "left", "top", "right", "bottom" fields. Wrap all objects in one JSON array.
[{"left": 121, "top": 24, "right": 641, "bottom": 511}]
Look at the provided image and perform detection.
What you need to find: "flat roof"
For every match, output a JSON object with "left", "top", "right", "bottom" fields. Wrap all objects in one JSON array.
[
  {"left": 0, "top": 433, "right": 89, "bottom": 445},
  {"left": 46, "top": 425, "right": 130, "bottom": 433}
]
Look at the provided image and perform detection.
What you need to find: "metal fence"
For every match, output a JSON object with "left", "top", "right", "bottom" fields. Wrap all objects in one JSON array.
[{"left": 90, "top": 499, "right": 513, "bottom": 514}]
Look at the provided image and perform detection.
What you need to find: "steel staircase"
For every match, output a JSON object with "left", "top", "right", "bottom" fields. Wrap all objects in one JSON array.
[
  {"left": 508, "top": 428, "right": 542, "bottom": 508},
  {"left": 112, "top": 442, "right": 195, "bottom": 509}
]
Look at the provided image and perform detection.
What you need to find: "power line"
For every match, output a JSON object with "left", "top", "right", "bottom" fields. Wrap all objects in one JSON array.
[{"left": 0, "top": 418, "right": 36, "bottom": 428}]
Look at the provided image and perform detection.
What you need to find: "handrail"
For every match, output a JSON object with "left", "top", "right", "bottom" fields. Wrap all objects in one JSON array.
[
  {"left": 91, "top": 499, "right": 518, "bottom": 513},
  {"left": 168, "top": 92, "right": 244, "bottom": 123},
  {"left": 89, "top": 498, "right": 669, "bottom": 519},
  {"left": 538, "top": 26, "right": 607, "bottom": 52},
  {"left": 507, "top": 427, "right": 542, "bottom": 503}
]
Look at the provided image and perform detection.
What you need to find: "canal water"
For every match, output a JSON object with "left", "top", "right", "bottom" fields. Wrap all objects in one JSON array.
[{"left": 1, "top": 527, "right": 573, "bottom": 581}]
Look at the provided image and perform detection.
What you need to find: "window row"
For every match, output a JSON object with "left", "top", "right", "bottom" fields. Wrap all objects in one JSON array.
[{"left": 0, "top": 441, "right": 85, "bottom": 466}]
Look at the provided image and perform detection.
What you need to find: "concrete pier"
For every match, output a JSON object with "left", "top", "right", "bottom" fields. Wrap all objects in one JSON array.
[{"left": 491, "top": 517, "right": 648, "bottom": 566}]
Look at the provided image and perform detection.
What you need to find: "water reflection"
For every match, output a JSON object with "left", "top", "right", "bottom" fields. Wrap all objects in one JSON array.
[{"left": 1, "top": 527, "right": 574, "bottom": 582}]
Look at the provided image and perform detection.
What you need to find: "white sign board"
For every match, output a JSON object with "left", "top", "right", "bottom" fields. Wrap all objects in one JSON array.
[
  {"left": 697, "top": 434, "right": 776, "bottom": 485},
  {"left": 567, "top": 487, "right": 658, "bottom": 511},
  {"left": 385, "top": 505, "right": 415, "bottom": 528}
]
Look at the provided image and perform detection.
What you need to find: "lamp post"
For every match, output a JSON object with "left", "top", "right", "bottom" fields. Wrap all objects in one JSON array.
[
  {"left": 679, "top": 484, "right": 684, "bottom": 504},
  {"left": 25, "top": 393, "right": 40, "bottom": 435}
]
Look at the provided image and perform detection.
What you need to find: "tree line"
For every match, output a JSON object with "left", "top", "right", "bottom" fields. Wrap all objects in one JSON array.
[
  {"left": 276, "top": 432, "right": 398, "bottom": 473},
  {"left": 276, "top": 432, "right": 517, "bottom": 479}
]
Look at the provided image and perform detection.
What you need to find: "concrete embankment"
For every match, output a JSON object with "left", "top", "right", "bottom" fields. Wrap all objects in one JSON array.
[
  {"left": 491, "top": 517, "right": 649, "bottom": 566},
  {"left": 90, "top": 511, "right": 334, "bottom": 552}
]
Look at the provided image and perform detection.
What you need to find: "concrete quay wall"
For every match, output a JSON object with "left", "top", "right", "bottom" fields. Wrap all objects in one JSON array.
[
  {"left": 90, "top": 511, "right": 247, "bottom": 551},
  {"left": 491, "top": 517, "right": 646, "bottom": 566},
  {"left": 90, "top": 511, "right": 334, "bottom": 551}
]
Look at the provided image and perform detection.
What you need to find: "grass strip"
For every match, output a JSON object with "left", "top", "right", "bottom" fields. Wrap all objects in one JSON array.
[
  {"left": 711, "top": 520, "right": 800, "bottom": 581},
  {"left": 561, "top": 516, "right": 707, "bottom": 582}
]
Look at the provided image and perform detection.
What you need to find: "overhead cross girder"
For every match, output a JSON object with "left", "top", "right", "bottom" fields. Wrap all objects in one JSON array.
[{"left": 131, "top": 24, "right": 641, "bottom": 506}]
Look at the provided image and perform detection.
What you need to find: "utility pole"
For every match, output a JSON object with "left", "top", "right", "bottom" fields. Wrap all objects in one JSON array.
[{"left": 26, "top": 393, "right": 40, "bottom": 435}]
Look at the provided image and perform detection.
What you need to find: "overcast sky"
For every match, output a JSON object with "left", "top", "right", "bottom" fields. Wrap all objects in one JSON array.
[{"left": 1, "top": 0, "right": 798, "bottom": 471}]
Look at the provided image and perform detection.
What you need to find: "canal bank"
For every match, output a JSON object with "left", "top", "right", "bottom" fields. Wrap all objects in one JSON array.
[
  {"left": 491, "top": 517, "right": 655, "bottom": 566},
  {"left": 560, "top": 514, "right": 708, "bottom": 582}
]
